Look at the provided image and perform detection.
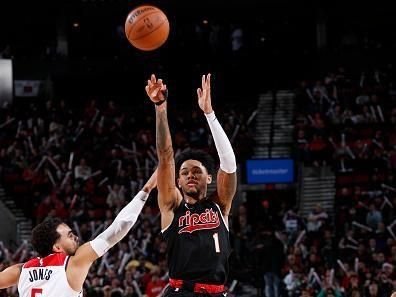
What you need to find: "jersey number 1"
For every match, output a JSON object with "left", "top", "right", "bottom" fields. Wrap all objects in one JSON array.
[
  {"left": 31, "top": 288, "right": 43, "bottom": 297},
  {"left": 213, "top": 233, "right": 220, "bottom": 253}
]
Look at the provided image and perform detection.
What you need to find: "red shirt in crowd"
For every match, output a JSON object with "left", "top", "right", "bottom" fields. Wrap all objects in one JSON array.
[{"left": 145, "top": 277, "right": 166, "bottom": 297}]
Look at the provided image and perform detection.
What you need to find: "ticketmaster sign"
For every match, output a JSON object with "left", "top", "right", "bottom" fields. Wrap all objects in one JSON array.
[{"left": 246, "top": 159, "right": 294, "bottom": 184}]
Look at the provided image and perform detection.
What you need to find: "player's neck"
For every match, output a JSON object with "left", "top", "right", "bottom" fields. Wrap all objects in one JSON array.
[
  {"left": 184, "top": 196, "right": 198, "bottom": 204},
  {"left": 184, "top": 193, "right": 206, "bottom": 204}
]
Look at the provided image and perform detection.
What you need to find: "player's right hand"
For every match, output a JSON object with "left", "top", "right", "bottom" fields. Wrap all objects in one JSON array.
[{"left": 145, "top": 74, "right": 167, "bottom": 104}]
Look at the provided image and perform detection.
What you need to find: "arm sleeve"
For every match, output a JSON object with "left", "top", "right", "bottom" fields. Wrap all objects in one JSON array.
[
  {"left": 205, "top": 111, "right": 237, "bottom": 173},
  {"left": 89, "top": 190, "right": 148, "bottom": 257}
]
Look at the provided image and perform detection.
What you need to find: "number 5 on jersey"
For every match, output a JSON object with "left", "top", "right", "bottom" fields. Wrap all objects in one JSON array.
[{"left": 31, "top": 288, "right": 43, "bottom": 297}]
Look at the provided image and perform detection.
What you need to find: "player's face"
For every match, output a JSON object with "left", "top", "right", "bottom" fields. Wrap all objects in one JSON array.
[
  {"left": 54, "top": 224, "right": 79, "bottom": 255},
  {"left": 178, "top": 159, "right": 212, "bottom": 200}
]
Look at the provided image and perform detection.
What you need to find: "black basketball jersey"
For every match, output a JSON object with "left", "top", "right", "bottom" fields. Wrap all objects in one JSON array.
[{"left": 162, "top": 198, "right": 231, "bottom": 285}]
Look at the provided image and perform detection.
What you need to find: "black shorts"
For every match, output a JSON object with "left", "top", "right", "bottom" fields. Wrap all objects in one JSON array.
[{"left": 162, "top": 286, "right": 227, "bottom": 297}]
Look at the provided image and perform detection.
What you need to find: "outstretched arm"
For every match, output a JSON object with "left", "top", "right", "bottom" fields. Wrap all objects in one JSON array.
[
  {"left": 197, "top": 74, "right": 237, "bottom": 218},
  {"left": 145, "top": 74, "right": 182, "bottom": 229},
  {"left": 0, "top": 264, "right": 22, "bottom": 289},
  {"left": 66, "top": 170, "right": 157, "bottom": 291}
]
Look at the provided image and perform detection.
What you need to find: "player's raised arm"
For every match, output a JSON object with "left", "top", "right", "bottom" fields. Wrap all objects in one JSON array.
[
  {"left": 66, "top": 170, "right": 157, "bottom": 292},
  {"left": 197, "top": 73, "right": 237, "bottom": 217},
  {"left": 145, "top": 74, "right": 182, "bottom": 229}
]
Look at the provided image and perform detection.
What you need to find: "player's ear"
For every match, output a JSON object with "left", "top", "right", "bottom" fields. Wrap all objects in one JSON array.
[
  {"left": 207, "top": 175, "right": 212, "bottom": 184},
  {"left": 177, "top": 177, "right": 181, "bottom": 188},
  {"left": 52, "top": 243, "right": 62, "bottom": 253}
]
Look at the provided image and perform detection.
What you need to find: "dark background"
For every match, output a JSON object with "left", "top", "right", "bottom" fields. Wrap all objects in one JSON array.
[{"left": 1, "top": 0, "right": 396, "bottom": 105}]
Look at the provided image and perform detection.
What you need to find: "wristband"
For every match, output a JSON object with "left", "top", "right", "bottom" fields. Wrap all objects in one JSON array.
[{"left": 154, "top": 89, "right": 168, "bottom": 106}]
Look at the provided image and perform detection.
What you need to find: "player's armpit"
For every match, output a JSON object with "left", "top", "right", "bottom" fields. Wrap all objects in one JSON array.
[
  {"left": 156, "top": 157, "right": 181, "bottom": 211},
  {"left": 159, "top": 190, "right": 182, "bottom": 226},
  {"left": 157, "top": 160, "right": 183, "bottom": 229},
  {"left": 0, "top": 263, "right": 22, "bottom": 289}
]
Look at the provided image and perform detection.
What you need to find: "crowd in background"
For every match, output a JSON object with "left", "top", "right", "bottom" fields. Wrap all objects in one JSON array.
[
  {"left": 0, "top": 64, "right": 396, "bottom": 297},
  {"left": 287, "top": 65, "right": 396, "bottom": 297}
]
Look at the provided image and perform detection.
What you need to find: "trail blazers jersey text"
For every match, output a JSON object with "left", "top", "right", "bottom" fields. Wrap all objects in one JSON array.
[{"left": 162, "top": 199, "right": 231, "bottom": 284}]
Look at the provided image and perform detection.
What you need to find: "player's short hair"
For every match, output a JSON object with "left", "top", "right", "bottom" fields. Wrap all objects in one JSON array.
[
  {"left": 31, "top": 218, "right": 63, "bottom": 257},
  {"left": 175, "top": 149, "right": 215, "bottom": 176}
]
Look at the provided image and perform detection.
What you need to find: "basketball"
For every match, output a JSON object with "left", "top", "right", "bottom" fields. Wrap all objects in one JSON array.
[{"left": 125, "top": 5, "right": 170, "bottom": 51}]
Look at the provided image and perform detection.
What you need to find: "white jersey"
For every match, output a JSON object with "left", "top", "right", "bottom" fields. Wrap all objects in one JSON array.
[{"left": 18, "top": 253, "right": 82, "bottom": 297}]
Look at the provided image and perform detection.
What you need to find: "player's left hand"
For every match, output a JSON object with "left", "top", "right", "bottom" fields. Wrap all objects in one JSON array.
[{"left": 197, "top": 73, "right": 213, "bottom": 114}]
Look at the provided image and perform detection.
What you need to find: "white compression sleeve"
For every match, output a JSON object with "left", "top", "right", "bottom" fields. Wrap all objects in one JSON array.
[
  {"left": 90, "top": 190, "right": 148, "bottom": 257},
  {"left": 205, "top": 111, "right": 237, "bottom": 173}
]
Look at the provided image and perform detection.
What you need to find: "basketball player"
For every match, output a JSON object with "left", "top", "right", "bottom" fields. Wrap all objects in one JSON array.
[
  {"left": 0, "top": 170, "right": 157, "bottom": 297},
  {"left": 145, "top": 73, "right": 237, "bottom": 296}
]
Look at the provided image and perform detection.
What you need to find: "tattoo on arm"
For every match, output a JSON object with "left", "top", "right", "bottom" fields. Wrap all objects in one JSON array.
[{"left": 156, "top": 108, "right": 173, "bottom": 158}]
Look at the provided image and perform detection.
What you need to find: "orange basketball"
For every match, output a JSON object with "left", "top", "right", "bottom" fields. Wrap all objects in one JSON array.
[{"left": 125, "top": 5, "right": 170, "bottom": 51}]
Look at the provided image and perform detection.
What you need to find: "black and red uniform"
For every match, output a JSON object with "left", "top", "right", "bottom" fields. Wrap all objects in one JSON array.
[{"left": 162, "top": 199, "right": 231, "bottom": 296}]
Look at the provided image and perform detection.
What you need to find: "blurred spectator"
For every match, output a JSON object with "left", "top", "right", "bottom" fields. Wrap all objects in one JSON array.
[
  {"left": 74, "top": 158, "right": 92, "bottom": 181},
  {"left": 306, "top": 204, "right": 328, "bottom": 233},
  {"left": 283, "top": 208, "right": 304, "bottom": 241},
  {"left": 145, "top": 266, "right": 166, "bottom": 297},
  {"left": 366, "top": 203, "right": 383, "bottom": 231}
]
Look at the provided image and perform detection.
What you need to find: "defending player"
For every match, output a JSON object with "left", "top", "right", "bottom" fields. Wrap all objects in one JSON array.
[{"left": 0, "top": 170, "right": 157, "bottom": 297}]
